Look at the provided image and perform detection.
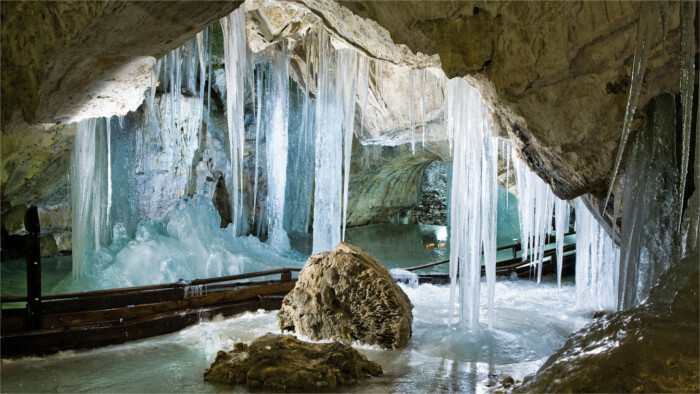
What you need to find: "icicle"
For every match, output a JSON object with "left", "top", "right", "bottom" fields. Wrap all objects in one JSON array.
[
  {"left": 262, "top": 47, "right": 291, "bottom": 251},
  {"left": 446, "top": 78, "right": 498, "bottom": 331},
  {"left": 71, "top": 118, "right": 110, "bottom": 278},
  {"left": 207, "top": 26, "right": 213, "bottom": 116},
  {"left": 604, "top": 2, "right": 661, "bottom": 210},
  {"left": 409, "top": 69, "right": 416, "bottom": 155},
  {"left": 574, "top": 198, "right": 619, "bottom": 311},
  {"left": 253, "top": 66, "right": 262, "bottom": 227},
  {"left": 312, "top": 30, "right": 344, "bottom": 254},
  {"left": 505, "top": 141, "right": 511, "bottom": 208},
  {"left": 421, "top": 69, "right": 427, "bottom": 149},
  {"left": 512, "top": 147, "right": 559, "bottom": 280},
  {"left": 340, "top": 51, "right": 359, "bottom": 242},
  {"left": 220, "top": 6, "right": 248, "bottom": 236},
  {"left": 618, "top": 94, "right": 680, "bottom": 310},
  {"left": 357, "top": 56, "right": 370, "bottom": 139},
  {"left": 678, "top": 0, "right": 696, "bottom": 230},
  {"left": 554, "top": 199, "right": 569, "bottom": 289}
]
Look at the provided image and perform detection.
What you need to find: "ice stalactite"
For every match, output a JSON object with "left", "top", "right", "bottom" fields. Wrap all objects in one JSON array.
[
  {"left": 678, "top": 0, "right": 696, "bottom": 231},
  {"left": 420, "top": 69, "right": 427, "bottom": 149},
  {"left": 409, "top": 69, "right": 416, "bottom": 155},
  {"left": 71, "top": 118, "right": 111, "bottom": 278},
  {"left": 604, "top": 1, "right": 661, "bottom": 210},
  {"left": 512, "top": 149, "right": 556, "bottom": 283},
  {"left": 284, "top": 81, "right": 316, "bottom": 235},
  {"left": 220, "top": 6, "right": 249, "bottom": 237},
  {"left": 341, "top": 51, "right": 359, "bottom": 242},
  {"left": 618, "top": 94, "right": 680, "bottom": 310},
  {"left": 312, "top": 28, "right": 360, "bottom": 253},
  {"left": 554, "top": 199, "right": 570, "bottom": 289},
  {"left": 574, "top": 198, "right": 619, "bottom": 312},
  {"left": 259, "top": 47, "right": 291, "bottom": 251},
  {"left": 445, "top": 78, "right": 498, "bottom": 331}
]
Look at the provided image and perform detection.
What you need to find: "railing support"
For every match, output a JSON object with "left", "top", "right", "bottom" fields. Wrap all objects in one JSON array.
[{"left": 24, "top": 206, "right": 42, "bottom": 330}]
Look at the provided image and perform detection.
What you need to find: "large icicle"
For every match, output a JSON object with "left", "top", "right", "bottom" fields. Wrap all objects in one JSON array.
[
  {"left": 618, "top": 94, "right": 680, "bottom": 310},
  {"left": 261, "top": 47, "right": 291, "bottom": 251},
  {"left": 312, "top": 30, "right": 343, "bottom": 254},
  {"left": 341, "top": 51, "right": 359, "bottom": 242},
  {"left": 512, "top": 149, "right": 557, "bottom": 282},
  {"left": 446, "top": 78, "right": 498, "bottom": 331},
  {"left": 604, "top": 2, "right": 661, "bottom": 210},
  {"left": 220, "top": 6, "right": 249, "bottom": 236},
  {"left": 678, "top": 0, "right": 696, "bottom": 229},
  {"left": 71, "top": 118, "right": 111, "bottom": 278},
  {"left": 554, "top": 198, "right": 570, "bottom": 288},
  {"left": 574, "top": 198, "right": 619, "bottom": 311}
]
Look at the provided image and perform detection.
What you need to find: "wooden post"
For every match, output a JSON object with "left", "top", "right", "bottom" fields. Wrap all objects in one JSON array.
[
  {"left": 24, "top": 206, "right": 41, "bottom": 330},
  {"left": 280, "top": 270, "right": 292, "bottom": 282}
]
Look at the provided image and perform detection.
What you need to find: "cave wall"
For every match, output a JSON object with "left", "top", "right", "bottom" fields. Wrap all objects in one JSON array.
[{"left": 340, "top": 1, "right": 689, "bottom": 203}]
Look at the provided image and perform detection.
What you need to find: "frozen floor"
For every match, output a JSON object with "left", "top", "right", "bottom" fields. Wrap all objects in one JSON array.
[{"left": 0, "top": 275, "right": 590, "bottom": 393}]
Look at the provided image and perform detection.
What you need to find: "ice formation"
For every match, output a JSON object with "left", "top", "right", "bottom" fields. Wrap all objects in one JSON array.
[
  {"left": 512, "top": 148, "right": 556, "bottom": 283},
  {"left": 604, "top": 1, "right": 661, "bottom": 210},
  {"left": 554, "top": 199, "right": 570, "bottom": 288},
  {"left": 220, "top": 6, "right": 249, "bottom": 237},
  {"left": 617, "top": 94, "right": 680, "bottom": 310},
  {"left": 71, "top": 118, "right": 111, "bottom": 279},
  {"left": 445, "top": 78, "right": 498, "bottom": 331},
  {"left": 574, "top": 198, "right": 619, "bottom": 311}
]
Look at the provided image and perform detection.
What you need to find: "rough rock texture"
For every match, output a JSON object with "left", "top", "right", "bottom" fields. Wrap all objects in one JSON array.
[
  {"left": 347, "top": 139, "right": 443, "bottom": 226},
  {"left": 204, "top": 333, "right": 382, "bottom": 391},
  {"left": 278, "top": 242, "right": 413, "bottom": 349},
  {"left": 341, "top": 1, "right": 689, "bottom": 202},
  {"left": 1, "top": 1, "right": 242, "bottom": 126},
  {"left": 516, "top": 253, "right": 699, "bottom": 393}
]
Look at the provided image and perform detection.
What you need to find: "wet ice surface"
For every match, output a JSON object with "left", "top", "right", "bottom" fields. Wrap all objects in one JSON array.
[{"left": 1, "top": 276, "right": 589, "bottom": 393}]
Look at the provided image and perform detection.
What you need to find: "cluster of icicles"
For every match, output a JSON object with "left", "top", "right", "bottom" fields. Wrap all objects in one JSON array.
[{"left": 70, "top": 2, "right": 696, "bottom": 331}]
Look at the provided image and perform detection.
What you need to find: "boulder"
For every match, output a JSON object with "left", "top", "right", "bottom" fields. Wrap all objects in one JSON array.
[
  {"left": 203, "top": 333, "right": 382, "bottom": 391},
  {"left": 278, "top": 242, "right": 413, "bottom": 349}
]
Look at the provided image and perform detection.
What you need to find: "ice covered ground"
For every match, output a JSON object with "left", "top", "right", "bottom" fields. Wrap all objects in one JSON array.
[{"left": 0, "top": 275, "right": 590, "bottom": 393}]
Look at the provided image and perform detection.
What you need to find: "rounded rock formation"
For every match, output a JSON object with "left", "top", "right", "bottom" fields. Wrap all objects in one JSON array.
[
  {"left": 204, "top": 333, "right": 382, "bottom": 391},
  {"left": 278, "top": 242, "right": 413, "bottom": 349}
]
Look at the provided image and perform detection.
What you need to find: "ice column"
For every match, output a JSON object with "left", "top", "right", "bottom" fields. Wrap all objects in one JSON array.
[
  {"left": 618, "top": 94, "right": 680, "bottom": 310},
  {"left": 445, "top": 78, "right": 498, "bottom": 331},
  {"left": 71, "top": 118, "right": 111, "bottom": 278},
  {"left": 283, "top": 82, "right": 316, "bottom": 235},
  {"left": 220, "top": 6, "right": 249, "bottom": 236},
  {"left": 574, "top": 198, "right": 619, "bottom": 311},
  {"left": 311, "top": 30, "right": 359, "bottom": 253},
  {"left": 260, "top": 48, "right": 291, "bottom": 251}
]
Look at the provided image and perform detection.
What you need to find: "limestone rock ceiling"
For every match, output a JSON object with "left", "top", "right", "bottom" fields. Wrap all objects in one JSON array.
[
  {"left": 340, "top": 1, "right": 689, "bottom": 200},
  {"left": 1, "top": 1, "right": 242, "bottom": 126},
  {"left": 0, "top": 0, "right": 693, "bottom": 221}
]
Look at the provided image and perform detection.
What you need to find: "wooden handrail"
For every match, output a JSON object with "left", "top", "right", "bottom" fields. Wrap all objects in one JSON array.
[{"left": 1, "top": 267, "right": 301, "bottom": 303}]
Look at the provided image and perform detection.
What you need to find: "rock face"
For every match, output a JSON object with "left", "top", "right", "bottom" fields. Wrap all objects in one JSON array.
[
  {"left": 204, "top": 333, "right": 382, "bottom": 391},
  {"left": 515, "top": 253, "right": 699, "bottom": 393},
  {"left": 340, "top": 1, "right": 689, "bottom": 202},
  {"left": 278, "top": 242, "right": 413, "bottom": 349}
]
